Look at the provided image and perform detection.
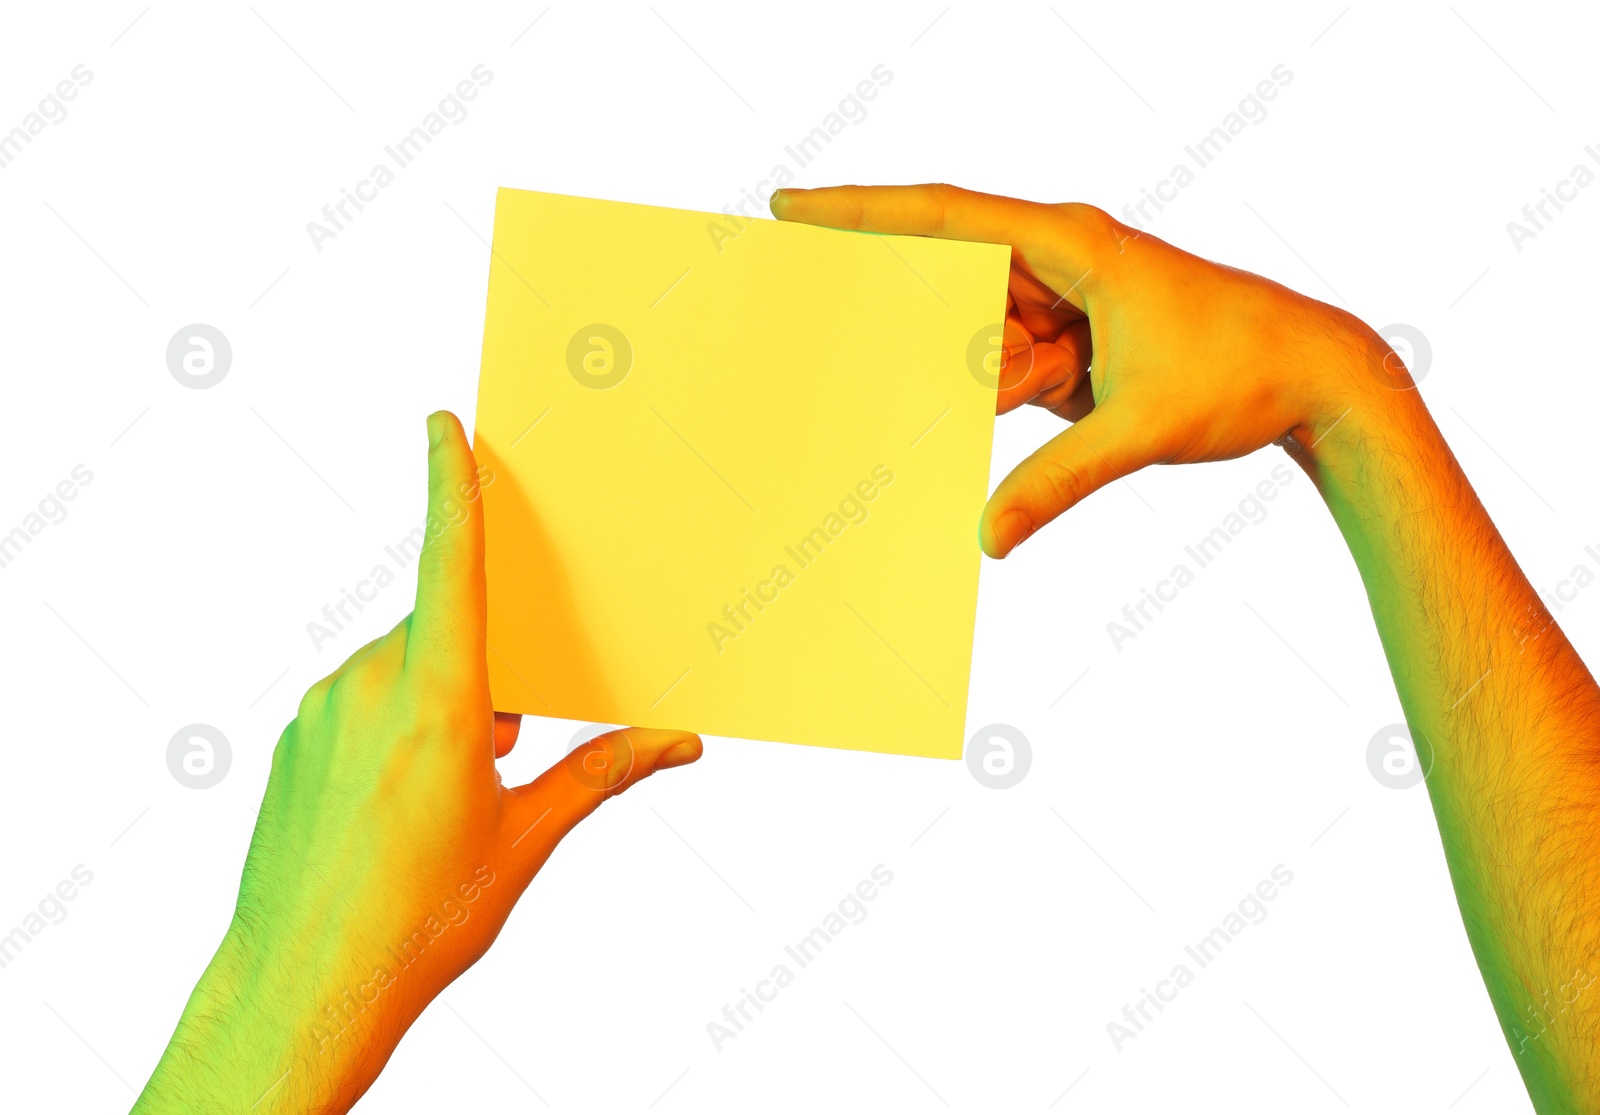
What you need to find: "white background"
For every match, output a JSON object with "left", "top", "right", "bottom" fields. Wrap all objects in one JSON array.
[{"left": 2, "top": 2, "right": 1596, "bottom": 1111}]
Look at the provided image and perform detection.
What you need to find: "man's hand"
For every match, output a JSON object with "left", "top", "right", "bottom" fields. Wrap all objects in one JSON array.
[
  {"left": 777, "top": 184, "right": 1600, "bottom": 1113},
  {"left": 771, "top": 184, "right": 1392, "bottom": 557},
  {"left": 133, "top": 411, "right": 701, "bottom": 1114}
]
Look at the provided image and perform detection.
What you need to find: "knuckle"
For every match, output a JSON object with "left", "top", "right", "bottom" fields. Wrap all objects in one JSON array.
[
  {"left": 1059, "top": 201, "right": 1115, "bottom": 236},
  {"left": 1033, "top": 456, "right": 1090, "bottom": 511},
  {"left": 329, "top": 662, "right": 381, "bottom": 708},
  {"left": 1057, "top": 202, "right": 1127, "bottom": 268},
  {"left": 928, "top": 183, "right": 959, "bottom": 232},
  {"left": 296, "top": 678, "right": 333, "bottom": 725},
  {"left": 327, "top": 637, "right": 399, "bottom": 704},
  {"left": 270, "top": 722, "right": 299, "bottom": 770}
]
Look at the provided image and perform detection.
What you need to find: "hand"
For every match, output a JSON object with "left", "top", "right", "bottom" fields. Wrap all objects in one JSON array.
[
  {"left": 771, "top": 184, "right": 1405, "bottom": 557},
  {"left": 134, "top": 412, "right": 702, "bottom": 1114},
  {"left": 781, "top": 185, "right": 1600, "bottom": 1113}
]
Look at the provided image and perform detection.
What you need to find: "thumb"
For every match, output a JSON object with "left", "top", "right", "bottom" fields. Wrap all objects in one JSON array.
[
  {"left": 408, "top": 410, "right": 489, "bottom": 666},
  {"left": 981, "top": 405, "right": 1149, "bottom": 558},
  {"left": 501, "top": 728, "right": 702, "bottom": 871}
]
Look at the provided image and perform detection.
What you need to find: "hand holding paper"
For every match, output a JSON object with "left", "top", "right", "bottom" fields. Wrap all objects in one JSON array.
[{"left": 771, "top": 184, "right": 1387, "bottom": 559}]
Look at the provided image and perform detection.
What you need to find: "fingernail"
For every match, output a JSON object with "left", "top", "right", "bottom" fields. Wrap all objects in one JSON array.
[
  {"left": 988, "top": 509, "right": 1032, "bottom": 558},
  {"left": 658, "top": 739, "right": 702, "bottom": 768},
  {"left": 427, "top": 411, "right": 446, "bottom": 449},
  {"left": 769, "top": 189, "right": 788, "bottom": 215}
]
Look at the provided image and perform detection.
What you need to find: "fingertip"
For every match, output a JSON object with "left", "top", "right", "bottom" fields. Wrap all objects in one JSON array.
[
  {"left": 493, "top": 711, "right": 522, "bottom": 759},
  {"left": 427, "top": 410, "right": 453, "bottom": 449},
  {"left": 770, "top": 188, "right": 799, "bottom": 218},
  {"left": 657, "top": 735, "right": 703, "bottom": 769},
  {"left": 424, "top": 412, "right": 479, "bottom": 487},
  {"left": 981, "top": 507, "right": 1031, "bottom": 559},
  {"left": 978, "top": 510, "right": 1004, "bottom": 559}
]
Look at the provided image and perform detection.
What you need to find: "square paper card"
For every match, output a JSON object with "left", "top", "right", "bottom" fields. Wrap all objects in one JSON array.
[{"left": 472, "top": 187, "right": 1009, "bottom": 759}]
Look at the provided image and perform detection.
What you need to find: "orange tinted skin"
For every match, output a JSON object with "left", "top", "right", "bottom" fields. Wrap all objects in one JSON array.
[
  {"left": 774, "top": 184, "right": 1600, "bottom": 1113},
  {"left": 130, "top": 190, "right": 1600, "bottom": 1112},
  {"left": 131, "top": 413, "right": 701, "bottom": 1114}
]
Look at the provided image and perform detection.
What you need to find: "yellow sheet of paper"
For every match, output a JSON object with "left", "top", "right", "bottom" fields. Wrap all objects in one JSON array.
[{"left": 473, "top": 188, "right": 1009, "bottom": 759}]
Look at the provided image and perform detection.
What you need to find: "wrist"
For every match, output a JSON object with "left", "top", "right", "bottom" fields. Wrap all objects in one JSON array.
[
  {"left": 135, "top": 922, "right": 396, "bottom": 1114},
  {"left": 1287, "top": 312, "right": 1434, "bottom": 475}
]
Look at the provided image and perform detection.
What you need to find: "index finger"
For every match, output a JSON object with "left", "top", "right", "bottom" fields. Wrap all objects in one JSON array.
[{"left": 770, "top": 183, "right": 1110, "bottom": 305}]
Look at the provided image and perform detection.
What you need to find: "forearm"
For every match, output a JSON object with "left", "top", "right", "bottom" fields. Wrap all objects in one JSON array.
[
  {"left": 133, "top": 920, "right": 395, "bottom": 1114},
  {"left": 1302, "top": 357, "right": 1600, "bottom": 1112}
]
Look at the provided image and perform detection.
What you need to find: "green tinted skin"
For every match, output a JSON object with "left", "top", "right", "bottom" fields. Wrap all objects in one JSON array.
[
  {"left": 129, "top": 190, "right": 1600, "bottom": 1112},
  {"left": 131, "top": 412, "right": 702, "bottom": 1113},
  {"left": 775, "top": 184, "right": 1600, "bottom": 1112},
  {"left": 1311, "top": 397, "right": 1600, "bottom": 1113}
]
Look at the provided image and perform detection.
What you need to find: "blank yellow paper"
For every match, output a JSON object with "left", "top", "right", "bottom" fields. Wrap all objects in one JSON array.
[{"left": 472, "top": 188, "right": 1009, "bottom": 759}]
